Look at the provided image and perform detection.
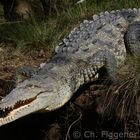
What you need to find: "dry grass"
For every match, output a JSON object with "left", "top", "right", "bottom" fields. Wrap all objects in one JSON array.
[{"left": 94, "top": 55, "right": 140, "bottom": 136}]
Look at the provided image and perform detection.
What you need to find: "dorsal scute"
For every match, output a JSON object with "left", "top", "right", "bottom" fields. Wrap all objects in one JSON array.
[{"left": 55, "top": 8, "right": 140, "bottom": 54}]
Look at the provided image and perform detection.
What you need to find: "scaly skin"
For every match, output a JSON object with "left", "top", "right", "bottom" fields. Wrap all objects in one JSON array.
[{"left": 0, "top": 8, "right": 140, "bottom": 126}]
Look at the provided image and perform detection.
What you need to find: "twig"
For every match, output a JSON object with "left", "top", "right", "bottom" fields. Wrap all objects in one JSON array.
[{"left": 65, "top": 112, "right": 82, "bottom": 140}]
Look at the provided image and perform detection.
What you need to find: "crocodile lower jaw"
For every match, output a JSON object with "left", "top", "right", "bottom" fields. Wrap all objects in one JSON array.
[{"left": 0, "top": 104, "right": 31, "bottom": 126}]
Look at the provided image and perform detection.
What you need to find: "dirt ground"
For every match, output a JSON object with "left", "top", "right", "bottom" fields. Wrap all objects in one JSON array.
[{"left": 0, "top": 43, "right": 53, "bottom": 79}]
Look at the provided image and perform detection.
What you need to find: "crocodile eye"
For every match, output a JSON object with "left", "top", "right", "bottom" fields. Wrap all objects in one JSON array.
[{"left": 27, "top": 84, "right": 41, "bottom": 88}]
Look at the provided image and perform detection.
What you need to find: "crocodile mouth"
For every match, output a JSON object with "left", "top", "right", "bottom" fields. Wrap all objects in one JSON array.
[{"left": 0, "top": 97, "right": 36, "bottom": 118}]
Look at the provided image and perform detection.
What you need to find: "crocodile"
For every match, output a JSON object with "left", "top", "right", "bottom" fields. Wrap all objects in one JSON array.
[{"left": 0, "top": 8, "right": 140, "bottom": 127}]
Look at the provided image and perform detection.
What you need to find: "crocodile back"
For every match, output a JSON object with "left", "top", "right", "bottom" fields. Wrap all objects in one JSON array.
[{"left": 55, "top": 9, "right": 140, "bottom": 66}]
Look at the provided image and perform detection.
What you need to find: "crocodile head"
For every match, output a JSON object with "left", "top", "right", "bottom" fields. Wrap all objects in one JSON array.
[{"left": 0, "top": 75, "right": 71, "bottom": 127}]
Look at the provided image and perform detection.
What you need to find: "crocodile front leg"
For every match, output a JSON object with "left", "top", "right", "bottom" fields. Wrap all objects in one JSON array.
[
  {"left": 124, "top": 21, "right": 140, "bottom": 56},
  {"left": 91, "top": 49, "right": 118, "bottom": 82}
]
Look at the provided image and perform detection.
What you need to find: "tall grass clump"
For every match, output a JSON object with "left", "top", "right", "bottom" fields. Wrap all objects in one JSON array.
[
  {"left": 98, "top": 55, "right": 140, "bottom": 133},
  {"left": 0, "top": 18, "right": 62, "bottom": 53}
]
